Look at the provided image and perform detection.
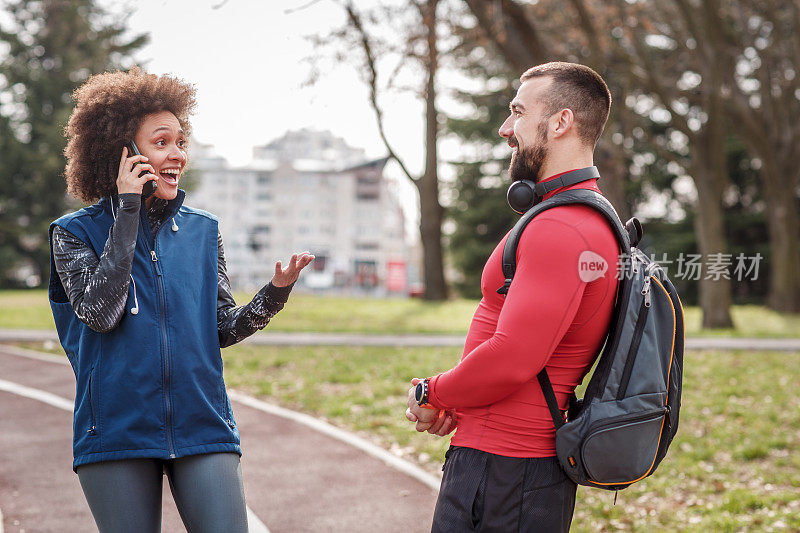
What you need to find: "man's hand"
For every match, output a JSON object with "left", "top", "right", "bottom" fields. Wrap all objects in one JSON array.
[
  {"left": 405, "top": 378, "right": 457, "bottom": 436},
  {"left": 406, "top": 378, "right": 439, "bottom": 431},
  {"left": 272, "top": 252, "right": 314, "bottom": 287},
  {"left": 426, "top": 410, "right": 457, "bottom": 437}
]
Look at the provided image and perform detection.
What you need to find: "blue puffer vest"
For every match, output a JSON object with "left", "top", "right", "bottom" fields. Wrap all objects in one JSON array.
[{"left": 49, "top": 190, "right": 240, "bottom": 470}]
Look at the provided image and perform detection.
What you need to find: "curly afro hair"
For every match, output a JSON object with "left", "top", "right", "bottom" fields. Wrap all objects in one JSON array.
[{"left": 64, "top": 67, "right": 196, "bottom": 203}]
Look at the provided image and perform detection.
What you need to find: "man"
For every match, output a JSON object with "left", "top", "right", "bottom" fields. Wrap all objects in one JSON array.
[{"left": 405, "top": 62, "right": 620, "bottom": 532}]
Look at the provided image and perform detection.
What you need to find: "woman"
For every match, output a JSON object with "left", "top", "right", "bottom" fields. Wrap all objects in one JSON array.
[{"left": 48, "top": 67, "right": 313, "bottom": 532}]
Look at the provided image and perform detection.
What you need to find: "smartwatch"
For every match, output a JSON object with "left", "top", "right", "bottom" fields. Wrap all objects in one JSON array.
[{"left": 414, "top": 378, "right": 436, "bottom": 409}]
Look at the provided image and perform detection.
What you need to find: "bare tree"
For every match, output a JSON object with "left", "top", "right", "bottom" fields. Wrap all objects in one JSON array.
[
  {"left": 462, "top": 0, "right": 737, "bottom": 327},
  {"left": 610, "top": 0, "right": 735, "bottom": 327},
  {"left": 308, "top": 0, "right": 448, "bottom": 300},
  {"left": 714, "top": 0, "right": 800, "bottom": 312},
  {"left": 462, "top": 0, "right": 633, "bottom": 220},
  {"left": 613, "top": 0, "right": 800, "bottom": 317}
]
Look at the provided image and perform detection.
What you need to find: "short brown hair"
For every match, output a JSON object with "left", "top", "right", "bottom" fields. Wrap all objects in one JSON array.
[
  {"left": 63, "top": 67, "right": 196, "bottom": 203},
  {"left": 520, "top": 62, "right": 611, "bottom": 147}
]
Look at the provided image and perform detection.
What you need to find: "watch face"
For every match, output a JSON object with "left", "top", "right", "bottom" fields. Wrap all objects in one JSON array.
[{"left": 415, "top": 382, "right": 423, "bottom": 403}]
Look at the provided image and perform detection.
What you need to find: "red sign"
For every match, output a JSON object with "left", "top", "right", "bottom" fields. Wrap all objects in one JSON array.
[{"left": 386, "top": 261, "right": 407, "bottom": 293}]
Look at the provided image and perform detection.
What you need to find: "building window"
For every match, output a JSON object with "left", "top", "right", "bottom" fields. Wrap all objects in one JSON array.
[
  {"left": 313, "top": 255, "right": 328, "bottom": 272},
  {"left": 356, "top": 174, "right": 380, "bottom": 200},
  {"left": 354, "top": 260, "right": 378, "bottom": 289},
  {"left": 248, "top": 236, "right": 263, "bottom": 252}
]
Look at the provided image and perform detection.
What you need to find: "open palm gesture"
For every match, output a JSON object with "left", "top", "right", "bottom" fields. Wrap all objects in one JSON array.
[{"left": 272, "top": 252, "right": 314, "bottom": 287}]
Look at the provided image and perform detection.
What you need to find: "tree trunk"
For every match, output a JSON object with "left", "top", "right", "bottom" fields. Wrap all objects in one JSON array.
[
  {"left": 418, "top": 184, "right": 447, "bottom": 300},
  {"left": 691, "top": 169, "right": 734, "bottom": 328},
  {"left": 595, "top": 140, "right": 630, "bottom": 222},
  {"left": 725, "top": 96, "right": 800, "bottom": 313},
  {"left": 418, "top": 0, "right": 447, "bottom": 300},
  {"left": 690, "top": 105, "right": 734, "bottom": 328},
  {"left": 462, "top": 0, "right": 546, "bottom": 71},
  {"left": 760, "top": 159, "right": 800, "bottom": 312}
]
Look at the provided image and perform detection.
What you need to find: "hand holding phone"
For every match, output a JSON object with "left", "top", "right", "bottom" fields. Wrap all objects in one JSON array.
[{"left": 128, "top": 140, "right": 158, "bottom": 199}]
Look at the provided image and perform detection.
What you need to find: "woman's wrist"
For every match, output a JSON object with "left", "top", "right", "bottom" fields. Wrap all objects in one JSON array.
[
  {"left": 266, "top": 281, "right": 294, "bottom": 303},
  {"left": 118, "top": 192, "right": 141, "bottom": 212}
]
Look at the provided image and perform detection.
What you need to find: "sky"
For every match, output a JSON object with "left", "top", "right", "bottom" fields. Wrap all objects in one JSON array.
[{"left": 102, "top": 0, "right": 427, "bottom": 227}]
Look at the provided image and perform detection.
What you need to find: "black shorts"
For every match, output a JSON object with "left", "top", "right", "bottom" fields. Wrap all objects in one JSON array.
[{"left": 432, "top": 446, "right": 577, "bottom": 533}]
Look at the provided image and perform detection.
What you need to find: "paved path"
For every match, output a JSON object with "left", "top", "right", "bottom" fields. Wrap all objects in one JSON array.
[
  {"left": 1, "top": 328, "right": 799, "bottom": 351},
  {"left": 0, "top": 345, "right": 439, "bottom": 533}
]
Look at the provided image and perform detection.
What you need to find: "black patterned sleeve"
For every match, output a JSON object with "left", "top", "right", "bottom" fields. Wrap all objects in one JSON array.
[
  {"left": 51, "top": 193, "right": 141, "bottom": 333},
  {"left": 217, "top": 231, "right": 294, "bottom": 348}
]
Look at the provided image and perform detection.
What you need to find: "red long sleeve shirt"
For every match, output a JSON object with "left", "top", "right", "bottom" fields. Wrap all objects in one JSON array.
[{"left": 427, "top": 171, "right": 619, "bottom": 457}]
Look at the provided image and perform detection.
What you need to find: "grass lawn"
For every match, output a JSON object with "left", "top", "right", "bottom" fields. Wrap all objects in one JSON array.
[
  {"left": 2, "top": 289, "right": 800, "bottom": 338},
  {"left": 223, "top": 346, "right": 800, "bottom": 531},
  {"left": 222, "top": 346, "right": 800, "bottom": 530},
  {"left": 0, "top": 290, "right": 476, "bottom": 333},
  {"left": 13, "top": 339, "right": 800, "bottom": 530}
]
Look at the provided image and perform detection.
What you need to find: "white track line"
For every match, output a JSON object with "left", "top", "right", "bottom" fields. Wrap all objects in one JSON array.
[
  {"left": 247, "top": 508, "right": 269, "bottom": 533},
  {"left": 0, "top": 378, "right": 74, "bottom": 411},
  {"left": 0, "top": 374, "right": 270, "bottom": 533},
  {"left": 0, "top": 344, "right": 69, "bottom": 365},
  {"left": 1, "top": 344, "right": 442, "bottom": 490},
  {"left": 227, "top": 390, "right": 441, "bottom": 491}
]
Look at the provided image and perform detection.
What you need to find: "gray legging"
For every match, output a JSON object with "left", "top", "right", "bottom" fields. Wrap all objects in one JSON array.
[{"left": 77, "top": 452, "right": 248, "bottom": 533}]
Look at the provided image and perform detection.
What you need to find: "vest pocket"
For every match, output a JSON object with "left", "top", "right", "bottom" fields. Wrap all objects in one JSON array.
[
  {"left": 225, "top": 395, "right": 236, "bottom": 429},
  {"left": 219, "top": 383, "right": 236, "bottom": 429},
  {"left": 87, "top": 367, "right": 97, "bottom": 436}
]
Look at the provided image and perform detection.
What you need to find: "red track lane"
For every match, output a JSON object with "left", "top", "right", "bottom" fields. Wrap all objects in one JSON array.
[{"left": 0, "top": 346, "right": 438, "bottom": 532}]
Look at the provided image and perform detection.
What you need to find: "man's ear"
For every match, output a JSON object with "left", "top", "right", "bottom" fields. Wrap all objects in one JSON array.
[{"left": 551, "top": 109, "right": 575, "bottom": 139}]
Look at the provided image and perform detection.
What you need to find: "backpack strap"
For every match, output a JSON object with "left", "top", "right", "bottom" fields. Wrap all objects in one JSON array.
[
  {"left": 495, "top": 188, "right": 632, "bottom": 428},
  {"left": 497, "top": 189, "right": 630, "bottom": 295},
  {"left": 537, "top": 370, "right": 566, "bottom": 430}
]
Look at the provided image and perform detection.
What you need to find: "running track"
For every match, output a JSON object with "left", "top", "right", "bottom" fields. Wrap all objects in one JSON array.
[{"left": 0, "top": 345, "right": 438, "bottom": 532}]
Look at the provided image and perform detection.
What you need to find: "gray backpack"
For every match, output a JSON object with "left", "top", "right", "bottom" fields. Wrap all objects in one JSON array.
[{"left": 499, "top": 188, "right": 684, "bottom": 491}]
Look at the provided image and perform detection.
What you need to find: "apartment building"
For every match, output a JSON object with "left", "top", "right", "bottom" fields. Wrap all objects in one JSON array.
[{"left": 188, "top": 129, "right": 412, "bottom": 295}]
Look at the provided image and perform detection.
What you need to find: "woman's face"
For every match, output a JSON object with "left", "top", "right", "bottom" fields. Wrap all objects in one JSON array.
[{"left": 133, "top": 111, "right": 188, "bottom": 202}]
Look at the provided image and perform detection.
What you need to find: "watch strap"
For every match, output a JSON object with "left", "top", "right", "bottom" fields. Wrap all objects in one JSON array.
[{"left": 416, "top": 378, "right": 437, "bottom": 409}]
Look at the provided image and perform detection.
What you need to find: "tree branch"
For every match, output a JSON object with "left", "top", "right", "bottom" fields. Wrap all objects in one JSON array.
[
  {"left": 566, "top": 0, "right": 602, "bottom": 68},
  {"left": 462, "top": 0, "right": 547, "bottom": 72},
  {"left": 619, "top": 8, "right": 694, "bottom": 139},
  {"left": 344, "top": 2, "right": 418, "bottom": 183}
]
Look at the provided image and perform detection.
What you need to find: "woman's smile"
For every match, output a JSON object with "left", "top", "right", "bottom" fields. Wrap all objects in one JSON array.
[{"left": 159, "top": 167, "right": 181, "bottom": 186}]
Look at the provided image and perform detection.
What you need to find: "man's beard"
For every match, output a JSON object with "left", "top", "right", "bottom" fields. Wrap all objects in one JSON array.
[{"left": 509, "top": 120, "right": 549, "bottom": 182}]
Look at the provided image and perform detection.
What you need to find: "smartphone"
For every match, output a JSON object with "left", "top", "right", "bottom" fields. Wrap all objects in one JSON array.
[{"left": 128, "top": 140, "right": 157, "bottom": 200}]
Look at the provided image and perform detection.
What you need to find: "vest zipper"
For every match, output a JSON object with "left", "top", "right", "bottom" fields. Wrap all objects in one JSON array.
[
  {"left": 87, "top": 367, "right": 97, "bottom": 436},
  {"left": 140, "top": 208, "right": 176, "bottom": 459},
  {"left": 155, "top": 250, "right": 176, "bottom": 458}
]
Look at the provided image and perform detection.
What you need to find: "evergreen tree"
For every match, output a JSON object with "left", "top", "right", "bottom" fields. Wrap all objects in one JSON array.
[
  {"left": 442, "top": 7, "right": 648, "bottom": 299},
  {"left": 0, "top": 0, "right": 147, "bottom": 287},
  {"left": 446, "top": 84, "right": 517, "bottom": 298},
  {"left": 637, "top": 135, "right": 770, "bottom": 306}
]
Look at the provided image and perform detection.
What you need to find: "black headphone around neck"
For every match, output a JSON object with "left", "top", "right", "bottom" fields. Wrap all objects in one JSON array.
[{"left": 506, "top": 166, "right": 601, "bottom": 214}]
